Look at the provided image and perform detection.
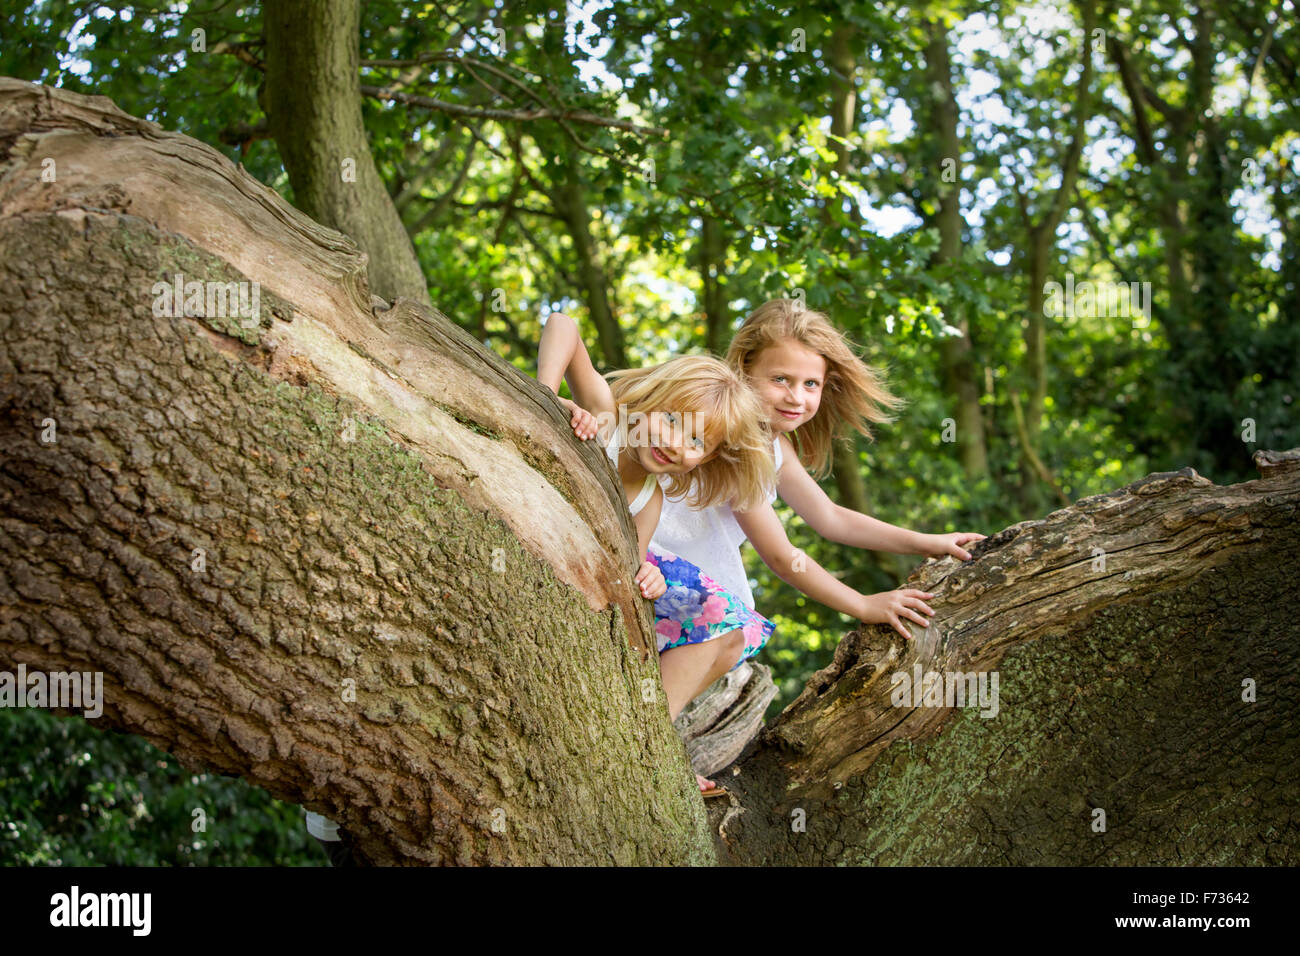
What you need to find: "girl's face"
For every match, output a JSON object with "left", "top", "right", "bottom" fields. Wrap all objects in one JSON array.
[
  {"left": 635, "top": 410, "right": 718, "bottom": 474},
  {"left": 748, "top": 339, "right": 828, "bottom": 434}
]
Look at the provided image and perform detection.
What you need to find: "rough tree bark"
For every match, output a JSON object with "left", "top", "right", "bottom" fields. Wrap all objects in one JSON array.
[
  {"left": 712, "top": 452, "right": 1299, "bottom": 865},
  {"left": 0, "top": 78, "right": 708, "bottom": 865},
  {"left": 3, "top": 82, "right": 1296, "bottom": 866}
]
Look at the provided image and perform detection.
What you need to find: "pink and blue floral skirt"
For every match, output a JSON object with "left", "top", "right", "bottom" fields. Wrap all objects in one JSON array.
[{"left": 645, "top": 546, "right": 775, "bottom": 670}]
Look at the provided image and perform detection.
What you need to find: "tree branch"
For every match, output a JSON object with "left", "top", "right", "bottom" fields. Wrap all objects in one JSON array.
[
  {"left": 210, "top": 41, "right": 265, "bottom": 72},
  {"left": 407, "top": 138, "right": 480, "bottom": 235},
  {"left": 217, "top": 119, "right": 271, "bottom": 149},
  {"left": 359, "top": 84, "right": 667, "bottom": 137},
  {"left": 1107, "top": 35, "right": 1159, "bottom": 165},
  {"left": 1010, "top": 389, "right": 1070, "bottom": 506}
]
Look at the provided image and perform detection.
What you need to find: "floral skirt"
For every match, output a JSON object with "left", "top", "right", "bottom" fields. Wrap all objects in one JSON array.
[{"left": 645, "top": 546, "right": 775, "bottom": 670}]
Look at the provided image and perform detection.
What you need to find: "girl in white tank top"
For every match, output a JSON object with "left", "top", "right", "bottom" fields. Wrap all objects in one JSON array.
[{"left": 659, "top": 299, "right": 986, "bottom": 648}]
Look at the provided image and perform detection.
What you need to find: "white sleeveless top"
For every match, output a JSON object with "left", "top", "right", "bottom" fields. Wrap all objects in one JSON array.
[
  {"left": 650, "top": 437, "right": 782, "bottom": 607},
  {"left": 604, "top": 431, "right": 658, "bottom": 517}
]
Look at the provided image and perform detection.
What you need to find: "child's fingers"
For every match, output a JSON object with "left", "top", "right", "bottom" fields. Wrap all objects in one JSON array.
[
  {"left": 901, "top": 607, "right": 929, "bottom": 627},
  {"left": 571, "top": 413, "right": 592, "bottom": 439}
]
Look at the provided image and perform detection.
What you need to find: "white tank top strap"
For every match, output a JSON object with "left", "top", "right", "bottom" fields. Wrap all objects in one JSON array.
[
  {"left": 604, "top": 429, "right": 657, "bottom": 517},
  {"left": 628, "top": 475, "right": 657, "bottom": 517}
]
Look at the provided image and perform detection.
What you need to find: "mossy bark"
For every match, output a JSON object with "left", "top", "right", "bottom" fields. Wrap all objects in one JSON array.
[{"left": 0, "top": 78, "right": 711, "bottom": 866}]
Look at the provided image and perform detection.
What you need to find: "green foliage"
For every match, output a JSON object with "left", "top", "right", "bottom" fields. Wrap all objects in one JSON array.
[{"left": 0, "top": 708, "right": 319, "bottom": 866}]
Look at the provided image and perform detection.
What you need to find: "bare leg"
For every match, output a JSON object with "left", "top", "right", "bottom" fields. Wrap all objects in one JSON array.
[
  {"left": 659, "top": 630, "right": 747, "bottom": 793},
  {"left": 660, "top": 629, "right": 745, "bottom": 720}
]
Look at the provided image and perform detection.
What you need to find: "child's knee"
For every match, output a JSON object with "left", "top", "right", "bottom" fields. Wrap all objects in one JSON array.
[{"left": 721, "top": 628, "right": 745, "bottom": 663}]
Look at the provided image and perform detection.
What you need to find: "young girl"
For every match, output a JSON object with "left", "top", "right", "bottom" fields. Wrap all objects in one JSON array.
[
  {"left": 654, "top": 298, "right": 985, "bottom": 672},
  {"left": 538, "top": 311, "right": 776, "bottom": 795}
]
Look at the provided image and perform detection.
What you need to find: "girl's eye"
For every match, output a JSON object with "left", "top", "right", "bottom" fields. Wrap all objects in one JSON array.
[
  {"left": 664, "top": 413, "right": 678, "bottom": 426},
  {"left": 773, "top": 376, "right": 786, "bottom": 383},
  {"left": 691, "top": 437, "right": 705, "bottom": 450},
  {"left": 805, "top": 380, "right": 820, "bottom": 390}
]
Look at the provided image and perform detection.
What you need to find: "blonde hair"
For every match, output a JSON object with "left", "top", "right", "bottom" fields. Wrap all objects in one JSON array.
[
  {"left": 606, "top": 355, "right": 775, "bottom": 511},
  {"left": 726, "top": 299, "right": 904, "bottom": 479}
]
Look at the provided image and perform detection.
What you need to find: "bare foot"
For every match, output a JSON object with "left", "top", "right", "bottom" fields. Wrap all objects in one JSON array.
[{"left": 696, "top": 773, "right": 719, "bottom": 793}]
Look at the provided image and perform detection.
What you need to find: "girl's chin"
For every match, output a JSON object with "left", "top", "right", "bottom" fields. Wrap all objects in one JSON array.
[{"left": 769, "top": 416, "right": 802, "bottom": 432}]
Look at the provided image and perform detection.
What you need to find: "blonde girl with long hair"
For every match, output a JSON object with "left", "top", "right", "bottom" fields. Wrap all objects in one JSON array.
[{"left": 538, "top": 312, "right": 777, "bottom": 795}]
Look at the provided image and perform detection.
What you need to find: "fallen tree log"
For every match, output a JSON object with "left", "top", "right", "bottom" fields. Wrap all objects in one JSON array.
[
  {"left": 2, "top": 80, "right": 1296, "bottom": 866},
  {"left": 715, "top": 451, "right": 1300, "bottom": 865}
]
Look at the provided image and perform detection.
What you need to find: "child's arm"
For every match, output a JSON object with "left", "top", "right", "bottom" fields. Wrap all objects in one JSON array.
[
  {"left": 631, "top": 486, "right": 666, "bottom": 600},
  {"left": 774, "top": 434, "right": 985, "bottom": 561},
  {"left": 734, "top": 502, "right": 934, "bottom": 641},
  {"left": 537, "top": 311, "right": 616, "bottom": 436},
  {"left": 631, "top": 484, "right": 663, "bottom": 561}
]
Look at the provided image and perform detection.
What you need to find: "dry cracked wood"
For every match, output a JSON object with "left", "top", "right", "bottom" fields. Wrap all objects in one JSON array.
[
  {"left": 768, "top": 453, "right": 1300, "bottom": 797},
  {"left": 712, "top": 450, "right": 1298, "bottom": 865}
]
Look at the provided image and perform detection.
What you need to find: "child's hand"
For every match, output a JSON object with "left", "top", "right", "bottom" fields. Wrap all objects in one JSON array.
[
  {"left": 857, "top": 589, "right": 935, "bottom": 640},
  {"left": 556, "top": 396, "right": 599, "bottom": 441},
  {"left": 921, "top": 532, "right": 986, "bottom": 562},
  {"left": 635, "top": 560, "right": 666, "bottom": 600}
]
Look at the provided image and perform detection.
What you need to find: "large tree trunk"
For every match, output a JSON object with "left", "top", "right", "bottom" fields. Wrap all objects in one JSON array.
[
  {"left": 264, "top": 0, "right": 432, "bottom": 307},
  {"left": 921, "top": 18, "right": 989, "bottom": 481},
  {"left": 3, "top": 82, "right": 1296, "bottom": 866},
  {"left": 0, "top": 78, "right": 707, "bottom": 865}
]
